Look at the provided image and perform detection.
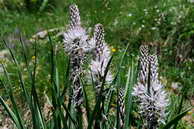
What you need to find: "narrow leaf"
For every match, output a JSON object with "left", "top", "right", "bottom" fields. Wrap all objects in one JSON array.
[{"left": 162, "top": 107, "right": 193, "bottom": 129}]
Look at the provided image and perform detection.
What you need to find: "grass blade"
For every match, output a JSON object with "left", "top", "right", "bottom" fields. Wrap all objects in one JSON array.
[
  {"left": 124, "top": 60, "right": 136, "bottom": 129},
  {"left": 88, "top": 56, "right": 113, "bottom": 129},
  {"left": 112, "top": 43, "right": 130, "bottom": 85},
  {"left": 1, "top": 64, "right": 25, "bottom": 129},
  {"left": 162, "top": 107, "right": 193, "bottom": 129},
  {"left": 0, "top": 97, "right": 24, "bottom": 129}
]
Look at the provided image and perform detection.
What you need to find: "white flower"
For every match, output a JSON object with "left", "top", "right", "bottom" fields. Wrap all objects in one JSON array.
[
  {"left": 133, "top": 81, "right": 168, "bottom": 125},
  {"left": 90, "top": 44, "right": 113, "bottom": 83},
  {"left": 151, "top": 27, "right": 157, "bottom": 30},
  {"left": 63, "top": 4, "right": 95, "bottom": 54},
  {"left": 63, "top": 26, "right": 87, "bottom": 52},
  {"left": 143, "top": 9, "right": 148, "bottom": 12},
  {"left": 63, "top": 26, "right": 95, "bottom": 54},
  {"left": 86, "top": 37, "right": 96, "bottom": 53},
  {"left": 62, "top": 4, "right": 87, "bottom": 108},
  {"left": 128, "top": 13, "right": 132, "bottom": 17},
  {"left": 0, "top": 50, "right": 9, "bottom": 59},
  {"left": 89, "top": 24, "right": 113, "bottom": 95},
  {"left": 132, "top": 46, "right": 168, "bottom": 128},
  {"left": 69, "top": 4, "right": 81, "bottom": 29}
]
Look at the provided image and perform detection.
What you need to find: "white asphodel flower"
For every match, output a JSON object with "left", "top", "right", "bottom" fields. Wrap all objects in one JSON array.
[
  {"left": 133, "top": 81, "right": 168, "bottom": 125},
  {"left": 63, "top": 26, "right": 88, "bottom": 53},
  {"left": 63, "top": 3, "right": 95, "bottom": 54},
  {"left": 132, "top": 45, "right": 168, "bottom": 129},
  {"left": 62, "top": 4, "right": 87, "bottom": 108},
  {"left": 85, "top": 24, "right": 113, "bottom": 95},
  {"left": 90, "top": 44, "right": 112, "bottom": 82},
  {"left": 63, "top": 26, "right": 96, "bottom": 54},
  {"left": 90, "top": 24, "right": 113, "bottom": 84},
  {"left": 63, "top": 4, "right": 97, "bottom": 108}
]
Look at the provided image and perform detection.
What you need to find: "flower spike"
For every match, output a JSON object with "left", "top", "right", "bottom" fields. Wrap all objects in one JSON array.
[
  {"left": 90, "top": 24, "right": 113, "bottom": 95},
  {"left": 94, "top": 24, "right": 104, "bottom": 60},
  {"left": 148, "top": 55, "right": 159, "bottom": 83},
  {"left": 132, "top": 45, "right": 168, "bottom": 129},
  {"left": 138, "top": 45, "right": 149, "bottom": 85},
  {"left": 63, "top": 4, "right": 87, "bottom": 108},
  {"left": 69, "top": 4, "right": 81, "bottom": 29}
]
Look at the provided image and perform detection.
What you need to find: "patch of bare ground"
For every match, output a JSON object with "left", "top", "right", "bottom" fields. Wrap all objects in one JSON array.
[{"left": 182, "top": 99, "right": 194, "bottom": 127}]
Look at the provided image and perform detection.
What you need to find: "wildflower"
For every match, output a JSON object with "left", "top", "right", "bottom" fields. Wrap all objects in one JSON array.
[
  {"left": 63, "top": 4, "right": 86, "bottom": 108},
  {"left": 69, "top": 4, "right": 81, "bottom": 29},
  {"left": 32, "top": 56, "right": 36, "bottom": 60},
  {"left": 138, "top": 45, "right": 149, "bottom": 84},
  {"left": 187, "top": 111, "right": 192, "bottom": 115},
  {"left": 149, "top": 55, "right": 159, "bottom": 82},
  {"left": 90, "top": 24, "right": 113, "bottom": 95},
  {"left": 133, "top": 45, "right": 168, "bottom": 129},
  {"left": 63, "top": 26, "right": 89, "bottom": 52},
  {"left": 63, "top": 4, "right": 95, "bottom": 54},
  {"left": 111, "top": 48, "right": 116, "bottom": 53},
  {"left": 133, "top": 81, "right": 168, "bottom": 127},
  {"left": 128, "top": 13, "right": 132, "bottom": 17},
  {"left": 151, "top": 27, "right": 157, "bottom": 30}
]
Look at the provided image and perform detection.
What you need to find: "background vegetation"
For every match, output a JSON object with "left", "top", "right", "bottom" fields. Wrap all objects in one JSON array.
[{"left": 0, "top": 0, "right": 194, "bottom": 128}]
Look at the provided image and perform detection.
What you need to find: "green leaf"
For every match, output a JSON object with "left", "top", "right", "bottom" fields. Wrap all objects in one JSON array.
[
  {"left": 112, "top": 43, "right": 130, "bottom": 85},
  {"left": 124, "top": 60, "right": 136, "bottom": 129},
  {"left": 0, "top": 97, "right": 24, "bottom": 129},
  {"left": 88, "top": 56, "right": 113, "bottom": 129},
  {"left": 162, "top": 107, "right": 193, "bottom": 129}
]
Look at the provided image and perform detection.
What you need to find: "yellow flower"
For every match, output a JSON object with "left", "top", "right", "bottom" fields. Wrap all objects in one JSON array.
[
  {"left": 111, "top": 48, "right": 116, "bottom": 53},
  {"left": 187, "top": 111, "right": 192, "bottom": 115},
  {"left": 32, "top": 56, "right": 36, "bottom": 60}
]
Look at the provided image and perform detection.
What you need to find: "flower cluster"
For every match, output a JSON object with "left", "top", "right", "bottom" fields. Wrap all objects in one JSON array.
[
  {"left": 132, "top": 45, "right": 168, "bottom": 129},
  {"left": 63, "top": 4, "right": 87, "bottom": 108},
  {"left": 63, "top": 4, "right": 95, "bottom": 54},
  {"left": 89, "top": 24, "right": 113, "bottom": 95},
  {"left": 63, "top": 4, "right": 112, "bottom": 107}
]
